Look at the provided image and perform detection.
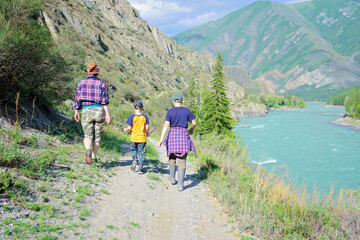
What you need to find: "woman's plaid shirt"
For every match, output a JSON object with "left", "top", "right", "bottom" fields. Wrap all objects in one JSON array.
[
  {"left": 74, "top": 76, "right": 109, "bottom": 110},
  {"left": 164, "top": 127, "right": 196, "bottom": 157}
]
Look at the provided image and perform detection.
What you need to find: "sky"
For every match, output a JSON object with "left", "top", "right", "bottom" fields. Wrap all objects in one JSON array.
[{"left": 127, "top": 0, "right": 309, "bottom": 36}]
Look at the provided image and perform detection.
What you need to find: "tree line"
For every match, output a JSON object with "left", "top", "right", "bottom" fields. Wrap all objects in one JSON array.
[{"left": 327, "top": 86, "right": 360, "bottom": 119}]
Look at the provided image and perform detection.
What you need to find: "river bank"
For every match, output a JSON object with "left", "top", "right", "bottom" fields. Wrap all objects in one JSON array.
[
  {"left": 331, "top": 116, "right": 360, "bottom": 130},
  {"left": 319, "top": 105, "right": 360, "bottom": 130}
]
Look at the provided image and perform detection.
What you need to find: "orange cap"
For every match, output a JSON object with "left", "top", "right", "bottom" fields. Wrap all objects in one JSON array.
[{"left": 87, "top": 64, "right": 99, "bottom": 74}]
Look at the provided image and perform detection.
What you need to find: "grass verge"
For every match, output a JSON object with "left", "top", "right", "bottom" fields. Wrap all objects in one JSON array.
[{"left": 189, "top": 133, "right": 360, "bottom": 239}]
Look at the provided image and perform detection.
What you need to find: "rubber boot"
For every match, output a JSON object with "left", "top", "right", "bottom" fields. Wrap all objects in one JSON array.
[
  {"left": 168, "top": 165, "right": 176, "bottom": 185},
  {"left": 177, "top": 168, "right": 186, "bottom": 191}
]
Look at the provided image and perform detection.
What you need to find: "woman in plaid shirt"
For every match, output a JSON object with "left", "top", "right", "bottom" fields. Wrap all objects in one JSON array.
[
  {"left": 157, "top": 93, "right": 196, "bottom": 191},
  {"left": 74, "top": 64, "right": 111, "bottom": 165}
]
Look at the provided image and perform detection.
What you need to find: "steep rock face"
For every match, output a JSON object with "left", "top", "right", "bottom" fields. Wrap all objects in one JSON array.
[
  {"left": 174, "top": 0, "right": 360, "bottom": 97},
  {"left": 40, "top": 0, "right": 213, "bottom": 98}
]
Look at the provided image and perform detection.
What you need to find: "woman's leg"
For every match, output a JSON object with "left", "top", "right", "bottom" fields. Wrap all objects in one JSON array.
[
  {"left": 168, "top": 153, "right": 177, "bottom": 184},
  {"left": 177, "top": 154, "right": 187, "bottom": 191}
]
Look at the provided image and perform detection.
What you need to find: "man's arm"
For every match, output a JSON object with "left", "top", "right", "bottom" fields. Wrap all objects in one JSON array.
[
  {"left": 188, "top": 119, "right": 196, "bottom": 135},
  {"left": 74, "top": 83, "right": 82, "bottom": 122},
  {"left": 103, "top": 105, "right": 111, "bottom": 124},
  {"left": 156, "top": 121, "right": 170, "bottom": 148}
]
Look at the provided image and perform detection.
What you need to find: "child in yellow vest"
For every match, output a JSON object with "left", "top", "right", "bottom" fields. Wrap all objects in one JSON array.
[{"left": 124, "top": 100, "right": 149, "bottom": 174}]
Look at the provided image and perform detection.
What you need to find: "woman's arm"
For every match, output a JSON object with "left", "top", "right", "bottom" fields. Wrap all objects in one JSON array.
[
  {"left": 156, "top": 121, "right": 170, "bottom": 148},
  {"left": 188, "top": 119, "right": 197, "bottom": 135}
]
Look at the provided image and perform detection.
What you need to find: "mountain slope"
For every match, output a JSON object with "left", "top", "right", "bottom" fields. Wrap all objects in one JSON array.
[
  {"left": 40, "top": 0, "right": 213, "bottom": 101},
  {"left": 173, "top": 0, "right": 360, "bottom": 97}
]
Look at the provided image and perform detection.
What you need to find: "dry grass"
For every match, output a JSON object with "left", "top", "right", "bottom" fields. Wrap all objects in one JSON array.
[{"left": 190, "top": 133, "right": 360, "bottom": 239}]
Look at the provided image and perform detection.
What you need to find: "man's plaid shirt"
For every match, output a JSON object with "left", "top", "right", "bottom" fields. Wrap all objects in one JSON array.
[{"left": 74, "top": 76, "right": 109, "bottom": 110}]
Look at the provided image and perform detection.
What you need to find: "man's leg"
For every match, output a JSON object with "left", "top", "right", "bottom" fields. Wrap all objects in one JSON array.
[
  {"left": 92, "top": 142, "right": 101, "bottom": 158},
  {"left": 81, "top": 109, "right": 94, "bottom": 164},
  {"left": 84, "top": 138, "right": 92, "bottom": 149},
  {"left": 93, "top": 107, "right": 105, "bottom": 160},
  {"left": 84, "top": 138, "right": 93, "bottom": 164}
]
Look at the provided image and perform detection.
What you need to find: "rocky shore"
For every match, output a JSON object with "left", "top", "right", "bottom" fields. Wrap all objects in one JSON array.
[
  {"left": 331, "top": 117, "right": 360, "bottom": 130},
  {"left": 270, "top": 106, "right": 306, "bottom": 111},
  {"left": 233, "top": 102, "right": 268, "bottom": 119}
]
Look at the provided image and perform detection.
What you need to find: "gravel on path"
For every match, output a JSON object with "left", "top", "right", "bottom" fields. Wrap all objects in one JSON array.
[{"left": 83, "top": 138, "right": 237, "bottom": 240}]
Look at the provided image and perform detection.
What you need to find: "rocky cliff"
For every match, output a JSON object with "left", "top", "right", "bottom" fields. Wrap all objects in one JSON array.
[{"left": 40, "top": 0, "right": 213, "bottom": 101}]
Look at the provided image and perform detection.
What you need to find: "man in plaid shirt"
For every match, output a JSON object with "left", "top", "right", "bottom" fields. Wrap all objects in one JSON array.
[
  {"left": 74, "top": 64, "right": 111, "bottom": 164},
  {"left": 157, "top": 93, "right": 196, "bottom": 191}
]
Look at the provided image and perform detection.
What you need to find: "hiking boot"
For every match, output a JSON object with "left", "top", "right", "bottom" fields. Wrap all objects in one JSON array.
[
  {"left": 137, "top": 162, "right": 144, "bottom": 174},
  {"left": 130, "top": 160, "right": 137, "bottom": 171},
  {"left": 85, "top": 149, "right": 92, "bottom": 165},
  {"left": 177, "top": 168, "right": 186, "bottom": 191},
  {"left": 168, "top": 165, "right": 176, "bottom": 185}
]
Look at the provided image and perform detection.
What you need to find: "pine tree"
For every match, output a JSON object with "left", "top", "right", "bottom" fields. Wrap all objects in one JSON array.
[{"left": 199, "top": 53, "right": 233, "bottom": 135}]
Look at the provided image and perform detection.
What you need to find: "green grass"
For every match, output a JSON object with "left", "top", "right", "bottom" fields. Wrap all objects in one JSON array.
[
  {"left": 130, "top": 222, "right": 140, "bottom": 228},
  {"left": 106, "top": 225, "right": 119, "bottom": 230},
  {"left": 0, "top": 121, "right": 128, "bottom": 238},
  {"left": 100, "top": 188, "right": 110, "bottom": 195},
  {"left": 147, "top": 173, "right": 161, "bottom": 182}
]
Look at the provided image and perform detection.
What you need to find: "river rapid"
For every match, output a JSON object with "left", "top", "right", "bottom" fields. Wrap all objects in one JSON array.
[{"left": 235, "top": 102, "right": 360, "bottom": 195}]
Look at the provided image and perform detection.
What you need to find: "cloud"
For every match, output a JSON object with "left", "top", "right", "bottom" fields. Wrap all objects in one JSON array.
[
  {"left": 283, "top": 0, "right": 310, "bottom": 3},
  {"left": 177, "top": 11, "right": 219, "bottom": 27},
  {"left": 129, "top": 0, "right": 192, "bottom": 21}
]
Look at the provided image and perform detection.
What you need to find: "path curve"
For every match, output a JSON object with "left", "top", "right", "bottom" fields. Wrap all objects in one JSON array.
[{"left": 83, "top": 138, "right": 237, "bottom": 239}]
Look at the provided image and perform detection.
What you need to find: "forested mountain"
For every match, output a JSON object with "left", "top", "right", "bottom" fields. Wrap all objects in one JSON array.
[{"left": 173, "top": 0, "right": 360, "bottom": 98}]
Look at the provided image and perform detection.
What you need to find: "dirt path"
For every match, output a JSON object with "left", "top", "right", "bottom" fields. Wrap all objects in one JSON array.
[{"left": 83, "top": 138, "right": 237, "bottom": 239}]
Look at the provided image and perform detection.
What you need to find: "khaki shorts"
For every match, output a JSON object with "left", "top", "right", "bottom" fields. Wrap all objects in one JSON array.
[{"left": 81, "top": 107, "right": 105, "bottom": 143}]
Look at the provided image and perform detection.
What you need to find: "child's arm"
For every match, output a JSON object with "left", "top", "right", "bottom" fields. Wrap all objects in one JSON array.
[
  {"left": 123, "top": 125, "right": 132, "bottom": 132},
  {"left": 145, "top": 124, "right": 149, "bottom": 136}
]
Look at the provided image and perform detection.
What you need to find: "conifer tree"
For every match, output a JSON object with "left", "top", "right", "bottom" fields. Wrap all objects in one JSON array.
[{"left": 198, "top": 53, "right": 233, "bottom": 135}]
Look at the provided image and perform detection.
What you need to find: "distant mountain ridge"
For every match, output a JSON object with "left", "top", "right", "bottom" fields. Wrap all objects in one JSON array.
[{"left": 173, "top": 0, "right": 360, "bottom": 97}]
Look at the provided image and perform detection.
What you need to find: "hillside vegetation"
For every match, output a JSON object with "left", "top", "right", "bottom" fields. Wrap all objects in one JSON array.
[
  {"left": 174, "top": 0, "right": 360, "bottom": 99},
  {"left": 0, "top": 0, "right": 74, "bottom": 103}
]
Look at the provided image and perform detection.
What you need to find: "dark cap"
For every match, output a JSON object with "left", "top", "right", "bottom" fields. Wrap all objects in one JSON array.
[
  {"left": 172, "top": 93, "right": 183, "bottom": 102},
  {"left": 134, "top": 100, "right": 143, "bottom": 109}
]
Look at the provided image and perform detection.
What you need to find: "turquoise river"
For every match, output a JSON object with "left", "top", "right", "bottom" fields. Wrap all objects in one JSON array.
[{"left": 235, "top": 102, "right": 360, "bottom": 194}]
